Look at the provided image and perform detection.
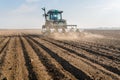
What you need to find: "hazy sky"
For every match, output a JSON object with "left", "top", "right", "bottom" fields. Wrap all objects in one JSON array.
[{"left": 0, "top": 0, "right": 120, "bottom": 29}]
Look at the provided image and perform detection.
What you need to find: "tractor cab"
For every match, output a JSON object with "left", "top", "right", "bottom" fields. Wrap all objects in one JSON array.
[{"left": 47, "top": 9, "right": 63, "bottom": 21}]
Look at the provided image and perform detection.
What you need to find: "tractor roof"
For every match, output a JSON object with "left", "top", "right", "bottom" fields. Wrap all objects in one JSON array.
[{"left": 47, "top": 9, "right": 63, "bottom": 14}]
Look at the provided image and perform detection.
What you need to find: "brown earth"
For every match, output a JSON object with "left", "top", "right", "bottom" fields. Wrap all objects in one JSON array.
[{"left": 0, "top": 30, "right": 120, "bottom": 80}]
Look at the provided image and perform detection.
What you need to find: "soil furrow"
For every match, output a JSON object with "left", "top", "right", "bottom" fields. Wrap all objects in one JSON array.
[
  {"left": 0, "top": 38, "right": 5, "bottom": 44},
  {"left": 28, "top": 36, "right": 92, "bottom": 80},
  {"left": 11, "top": 37, "right": 20, "bottom": 80},
  {"left": 0, "top": 38, "right": 11, "bottom": 65},
  {"left": 76, "top": 41, "right": 120, "bottom": 54},
  {"left": 47, "top": 38, "right": 120, "bottom": 62},
  {"left": 20, "top": 36, "right": 38, "bottom": 80},
  {"left": 16, "top": 37, "right": 30, "bottom": 80},
  {"left": 0, "top": 30, "right": 120, "bottom": 80},
  {"left": 1, "top": 37, "right": 14, "bottom": 80},
  {"left": 25, "top": 36, "right": 75, "bottom": 80},
  {"left": 71, "top": 42, "right": 120, "bottom": 61},
  {"left": 1, "top": 37, "right": 17, "bottom": 80},
  {"left": 40, "top": 37, "right": 120, "bottom": 76},
  {"left": 0, "top": 38, "right": 10, "bottom": 54},
  {"left": 33, "top": 37, "right": 120, "bottom": 80},
  {"left": 0, "top": 38, "right": 11, "bottom": 80},
  {"left": 55, "top": 39, "right": 120, "bottom": 64},
  {"left": 21, "top": 36, "right": 52, "bottom": 80}
]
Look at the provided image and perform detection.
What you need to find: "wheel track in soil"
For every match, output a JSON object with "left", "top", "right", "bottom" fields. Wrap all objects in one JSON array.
[
  {"left": 26, "top": 35, "right": 96, "bottom": 80},
  {"left": 39, "top": 36, "right": 120, "bottom": 76},
  {"left": 24, "top": 37, "right": 70, "bottom": 80},
  {"left": 20, "top": 36, "right": 38, "bottom": 80}
]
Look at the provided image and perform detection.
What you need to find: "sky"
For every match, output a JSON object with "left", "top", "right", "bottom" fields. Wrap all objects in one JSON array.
[{"left": 0, "top": 0, "right": 120, "bottom": 29}]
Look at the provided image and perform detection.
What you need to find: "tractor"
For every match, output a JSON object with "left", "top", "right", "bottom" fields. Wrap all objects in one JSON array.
[{"left": 42, "top": 8, "right": 79, "bottom": 33}]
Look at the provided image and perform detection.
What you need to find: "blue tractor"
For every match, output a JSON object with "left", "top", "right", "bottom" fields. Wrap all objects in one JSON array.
[{"left": 42, "top": 8, "right": 78, "bottom": 32}]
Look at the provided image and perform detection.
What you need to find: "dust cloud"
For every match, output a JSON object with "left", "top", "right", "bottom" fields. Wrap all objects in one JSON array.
[{"left": 47, "top": 31, "right": 105, "bottom": 41}]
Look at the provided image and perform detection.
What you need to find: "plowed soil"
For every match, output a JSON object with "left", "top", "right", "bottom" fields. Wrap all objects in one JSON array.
[{"left": 0, "top": 30, "right": 120, "bottom": 80}]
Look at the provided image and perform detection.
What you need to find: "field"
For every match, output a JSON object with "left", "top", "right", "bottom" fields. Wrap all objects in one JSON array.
[{"left": 0, "top": 30, "right": 120, "bottom": 80}]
